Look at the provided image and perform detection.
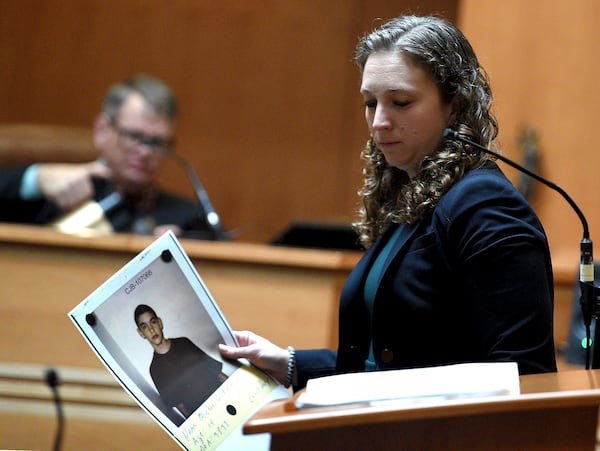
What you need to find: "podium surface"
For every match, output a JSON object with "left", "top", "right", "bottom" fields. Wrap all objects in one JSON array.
[{"left": 244, "top": 369, "right": 600, "bottom": 450}]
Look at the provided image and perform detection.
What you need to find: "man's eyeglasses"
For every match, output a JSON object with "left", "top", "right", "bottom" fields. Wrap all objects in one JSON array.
[{"left": 111, "top": 123, "right": 174, "bottom": 154}]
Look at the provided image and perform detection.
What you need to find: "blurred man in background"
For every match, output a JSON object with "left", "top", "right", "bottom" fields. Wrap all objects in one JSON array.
[{"left": 0, "top": 74, "right": 221, "bottom": 239}]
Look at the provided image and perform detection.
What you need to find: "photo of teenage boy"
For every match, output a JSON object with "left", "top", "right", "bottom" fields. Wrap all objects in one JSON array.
[{"left": 135, "top": 304, "right": 227, "bottom": 418}]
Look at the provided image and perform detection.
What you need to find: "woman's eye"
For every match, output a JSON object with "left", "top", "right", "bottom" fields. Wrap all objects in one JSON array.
[
  {"left": 363, "top": 100, "right": 376, "bottom": 108},
  {"left": 394, "top": 100, "right": 410, "bottom": 107}
]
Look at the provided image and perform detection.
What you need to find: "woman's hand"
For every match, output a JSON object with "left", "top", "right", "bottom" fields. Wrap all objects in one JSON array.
[{"left": 219, "top": 330, "right": 290, "bottom": 385}]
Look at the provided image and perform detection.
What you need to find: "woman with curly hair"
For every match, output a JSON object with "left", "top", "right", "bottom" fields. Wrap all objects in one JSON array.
[{"left": 220, "top": 15, "right": 556, "bottom": 390}]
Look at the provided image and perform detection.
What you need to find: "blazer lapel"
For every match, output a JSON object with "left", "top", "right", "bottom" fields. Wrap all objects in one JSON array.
[
  {"left": 360, "top": 223, "right": 420, "bottom": 287},
  {"left": 342, "top": 222, "right": 421, "bottom": 308},
  {"left": 371, "top": 222, "right": 421, "bottom": 295}
]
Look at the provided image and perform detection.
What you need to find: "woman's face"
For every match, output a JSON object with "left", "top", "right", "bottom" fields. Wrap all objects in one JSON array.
[{"left": 361, "top": 50, "right": 456, "bottom": 178}]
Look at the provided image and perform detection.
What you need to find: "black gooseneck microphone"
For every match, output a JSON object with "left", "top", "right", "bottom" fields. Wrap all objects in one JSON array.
[
  {"left": 45, "top": 367, "right": 64, "bottom": 451},
  {"left": 443, "top": 128, "right": 599, "bottom": 369},
  {"left": 167, "top": 152, "right": 230, "bottom": 240}
]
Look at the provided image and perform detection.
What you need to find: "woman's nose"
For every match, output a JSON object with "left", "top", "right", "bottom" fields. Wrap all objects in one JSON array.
[{"left": 372, "top": 105, "right": 392, "bottom": 130}]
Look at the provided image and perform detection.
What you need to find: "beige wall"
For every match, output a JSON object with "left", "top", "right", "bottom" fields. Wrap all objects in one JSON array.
[{"left": 0, "top": 0, "right": 456, "bottom": 243}]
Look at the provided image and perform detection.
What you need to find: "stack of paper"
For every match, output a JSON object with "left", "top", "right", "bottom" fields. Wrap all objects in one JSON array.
[{"left": 295, "top": 362, "right": 520, "bottom": 409}]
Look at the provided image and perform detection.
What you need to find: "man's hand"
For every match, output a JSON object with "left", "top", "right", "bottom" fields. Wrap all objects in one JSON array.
[{"left": 37, "top": 161, "right": 111, "bottom": 211}]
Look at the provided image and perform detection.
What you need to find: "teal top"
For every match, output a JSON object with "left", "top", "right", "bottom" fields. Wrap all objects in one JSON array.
[{"left": 363, "top": 225, "right": 404, "bottom": 371}]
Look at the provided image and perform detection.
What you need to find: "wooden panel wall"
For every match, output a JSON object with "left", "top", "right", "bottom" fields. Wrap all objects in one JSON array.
[
  {"left": 1, "top": 0, "right": 596, "bottom": 328},
  {"left": 4, "top": 0, "right": 595, "bottom": 273},
  {"left": 0, "top": 0, "right": 456, "bottom": 243}
]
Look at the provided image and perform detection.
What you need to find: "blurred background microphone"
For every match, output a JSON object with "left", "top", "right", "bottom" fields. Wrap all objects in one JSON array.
[
  {"left": 45, "top": 367, "right": 64, "bottom": 451},
  {"left": 167, "top": 151, "right": 230, "bottom": 240}
]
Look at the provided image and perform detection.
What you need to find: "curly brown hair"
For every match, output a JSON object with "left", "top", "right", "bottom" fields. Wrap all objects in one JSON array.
[{"left": 353, "top": 15, "right": 498, "bottom": 248}]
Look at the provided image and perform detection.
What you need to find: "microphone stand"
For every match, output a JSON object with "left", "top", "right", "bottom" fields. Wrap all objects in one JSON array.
[
  {"left": 45, "top": 368, "right": 64, "bottom": 451},
  {"left": 443, "top": 128, "right": 600, "bottom": 369},
  {"left": 167, "top": 152, "right": 229, "bottom": 240}
]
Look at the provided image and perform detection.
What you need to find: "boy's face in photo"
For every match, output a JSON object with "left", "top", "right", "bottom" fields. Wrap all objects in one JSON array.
[{"left": 136, "top": 312, "right": 165, "bottom": 347}]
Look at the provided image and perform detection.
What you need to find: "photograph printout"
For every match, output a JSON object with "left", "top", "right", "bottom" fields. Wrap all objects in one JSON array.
[{"left": 69, "top": 231, "right": 289, "bottom": 450}]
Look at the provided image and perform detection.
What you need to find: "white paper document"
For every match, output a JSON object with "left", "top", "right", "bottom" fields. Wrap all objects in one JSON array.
[
  {"left": 68, "top": 231, "right": 289, "bottom": 450},
  {"left": 295, "top": 362, "right": 520, "bottom": 409}
]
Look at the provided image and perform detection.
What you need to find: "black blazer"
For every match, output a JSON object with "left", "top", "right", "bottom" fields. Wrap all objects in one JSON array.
[
  {"left": 295, "top": 162, "right": 556, "bottom": 389},
  {"left": 0, "top": 165, "right": 51, "bottom": 223}
]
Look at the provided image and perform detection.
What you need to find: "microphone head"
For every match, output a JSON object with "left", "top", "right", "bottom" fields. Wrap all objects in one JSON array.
[
  {"left": 443, "top": 128, "right": 458, "bottom": 139},
  {"left": 45, "top": 367, "right": 59, "bottom": 388}
]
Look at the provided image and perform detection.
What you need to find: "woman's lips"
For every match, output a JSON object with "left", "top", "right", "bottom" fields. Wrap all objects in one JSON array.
[{"left": 377, "top": 140, "right": 400, "bottom": 150}]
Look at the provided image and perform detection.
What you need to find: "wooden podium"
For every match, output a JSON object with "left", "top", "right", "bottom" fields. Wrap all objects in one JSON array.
[{"left": 244, "top": 369, "right": 600, "bottom": 451}]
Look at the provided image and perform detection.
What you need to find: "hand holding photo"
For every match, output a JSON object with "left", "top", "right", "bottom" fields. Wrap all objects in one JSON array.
[{"left": 69, "top": 231, "right": 289, "bottom": 450}]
